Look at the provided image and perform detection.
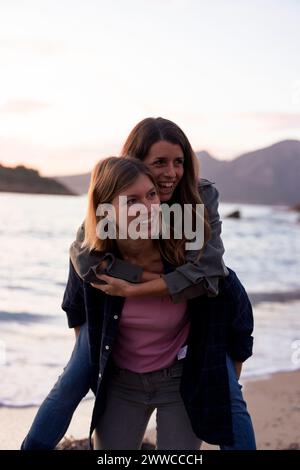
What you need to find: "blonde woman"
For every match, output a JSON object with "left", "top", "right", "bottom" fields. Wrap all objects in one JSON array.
[{"left": 22, "top": 156, "right": 255, "bottom": 450}]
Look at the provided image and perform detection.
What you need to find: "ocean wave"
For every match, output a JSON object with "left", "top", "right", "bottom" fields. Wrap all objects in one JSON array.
[
  {"left": 249, "top": 290, "right": 300, "bottom": 305},
  {"left": 0, "top": 311, "right": 58, "bottom": 323},
  {"left": 4, "top": 285, "right": 31, "bottom": 291}
]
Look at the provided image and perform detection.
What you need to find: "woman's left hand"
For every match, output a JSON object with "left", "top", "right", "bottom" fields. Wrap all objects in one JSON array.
[{"left": 91, "top": 274, "right": 132, "bottom": 297}]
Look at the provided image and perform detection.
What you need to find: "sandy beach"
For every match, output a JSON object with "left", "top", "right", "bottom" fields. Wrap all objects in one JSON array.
[{"left": 0, "top": 369, "right": 299, "bottom": 450}]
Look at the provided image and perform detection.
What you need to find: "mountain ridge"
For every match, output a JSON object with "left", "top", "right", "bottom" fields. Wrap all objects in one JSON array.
[{"left": 54, "top": 139, "right": 300, "bottom": 205}]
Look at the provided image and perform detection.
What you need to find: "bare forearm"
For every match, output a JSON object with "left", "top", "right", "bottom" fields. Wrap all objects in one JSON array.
[
  {"left": 140, "top": 271, "right": 161, "bottom": 282},
  {"left": 127, "top": 277, "right": 169, "bottom": 298}
]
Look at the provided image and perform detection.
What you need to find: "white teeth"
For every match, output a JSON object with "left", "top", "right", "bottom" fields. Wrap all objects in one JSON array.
[{"left": 159, "top": 183, "right": 173, "bottom": 188}]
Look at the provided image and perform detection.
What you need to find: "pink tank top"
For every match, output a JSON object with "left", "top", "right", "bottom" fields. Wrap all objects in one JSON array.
[{"left": 111, "top": 296, "right": 190, "bottom": 373}]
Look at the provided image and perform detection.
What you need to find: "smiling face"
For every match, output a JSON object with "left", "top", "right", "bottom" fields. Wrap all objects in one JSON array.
[
  {"left": 143, "top": 140, "right": 185, "bottom": 202},
  {"left": 111, "top": 173, "right": 161, "bottom": 238}
]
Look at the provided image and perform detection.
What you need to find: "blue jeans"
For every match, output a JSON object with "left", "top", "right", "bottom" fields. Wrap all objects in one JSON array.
[
  {"left": 221, "top": 355, "right": 256, "bottom": 450},
  {"left": 21, "top": 323, "right": 256, "bottom": 450},
  {"left": 21, "top": 322, "right": 92, "bottom": 450}
]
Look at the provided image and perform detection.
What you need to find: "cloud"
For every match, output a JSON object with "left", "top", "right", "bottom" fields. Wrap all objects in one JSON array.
[{"left": 0, "top": 100, "right": 50, "bottom": 114}]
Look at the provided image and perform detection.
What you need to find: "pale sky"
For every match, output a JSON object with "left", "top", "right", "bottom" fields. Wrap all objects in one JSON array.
[{"left": 0, "top": 0, "right": 300, "bottom": 175}]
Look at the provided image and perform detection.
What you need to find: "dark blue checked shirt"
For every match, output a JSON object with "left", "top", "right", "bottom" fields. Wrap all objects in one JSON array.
[{"left": 62, "top": 259, "right": 254, "bottom": 446}]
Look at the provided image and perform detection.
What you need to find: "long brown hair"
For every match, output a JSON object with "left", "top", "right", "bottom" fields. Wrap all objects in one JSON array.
[{"left": 121, "top": 117, "right": 211, "bottom": 264}]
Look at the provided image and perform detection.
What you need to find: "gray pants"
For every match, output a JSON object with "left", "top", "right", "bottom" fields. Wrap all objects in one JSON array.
[{"left": 94, "top": 359, "right": 202, "bottom": 450}]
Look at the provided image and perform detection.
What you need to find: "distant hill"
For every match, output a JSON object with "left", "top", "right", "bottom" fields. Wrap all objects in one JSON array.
[
  {"left": 0, "top": 164, "right": 75, "bottom": 196},
  {"left": 197, "top": 140, "right": 300, "bottom": 205},
  {"left": 54, "top": 140, "right": 300, "bottom": 205},
  {"left": 55, "top": 172, "right": 91, "bottom": 195}
]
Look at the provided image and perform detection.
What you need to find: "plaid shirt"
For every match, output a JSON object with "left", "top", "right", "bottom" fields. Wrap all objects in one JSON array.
[{"left": 62, "top": 260, "right": 253, "bottom": 446}]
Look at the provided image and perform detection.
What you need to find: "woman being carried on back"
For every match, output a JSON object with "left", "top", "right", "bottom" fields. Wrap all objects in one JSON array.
[{"left": 22, "top": 117, "right": 256, "bottom": 450}]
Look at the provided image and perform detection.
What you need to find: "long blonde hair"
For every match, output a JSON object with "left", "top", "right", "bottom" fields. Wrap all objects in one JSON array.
[{"left": 83, "top": 156, "right": 158, "bottom": 253}]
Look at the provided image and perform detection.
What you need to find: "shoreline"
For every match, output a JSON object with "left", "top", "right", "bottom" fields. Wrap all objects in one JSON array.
[
  {"left": 1, "top": 365, "right": 299, "bottom": 410},
  {"left": 1, "top": 368, "right": 299, "bottom": 450}
]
